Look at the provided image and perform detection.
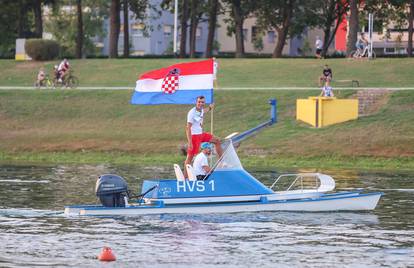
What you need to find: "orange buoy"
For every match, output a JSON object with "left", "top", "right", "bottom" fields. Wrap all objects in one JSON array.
[{"left": 98, "top": 246, "right": 116, "bottom": 262}]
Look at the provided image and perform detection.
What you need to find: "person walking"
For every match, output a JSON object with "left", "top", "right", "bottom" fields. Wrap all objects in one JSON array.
[{"left": 315, "top": 36, "right": 323, "bottom": 59}]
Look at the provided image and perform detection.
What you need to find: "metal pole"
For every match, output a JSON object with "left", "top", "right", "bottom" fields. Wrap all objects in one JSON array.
[
  {"left": 368, "top": 13, "right": 373, "bottom": 59},
  {"left": 173, "top": 0, "right": 178, "bottom": 54}
]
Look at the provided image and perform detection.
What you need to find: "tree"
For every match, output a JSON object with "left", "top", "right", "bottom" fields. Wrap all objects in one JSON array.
[
  {"left": 363, "top": 0, "right": 410, "bottom": 56},
  {"left": 45, "top": 1, "right": 107, "bottom": 57},
  {"left": 76, "top": 0, "right": 84, "bottom": 58},
  {"left": 33, "top": 0, "right": 43, "bottom": 38},
  {"left": 123, "top": 0, "right": 130, "bottom": 57},
  {"left": 347, "top": 0, "right": 358, "bottom": 56},
  {"left": 407, "top": 0, "right": 414, "bottom": 56},
  {"left": 230, "top": 0, "right": 245, "bottom": 57},
  {"left": 0, "top": 2, "right": 20, "bottom": 57},
  {"left": 319, "top": 0, "right": 348, "bottom": 57},
  {"left": 180, "top": 0, "right": 190, "bottom": 57},
  {"left": 222, "top": 0, "right": 256, "bottom": 58},
  {"left": 189, "top": 0, "right": 206, "bottom": 58},
  {"left": 205, "top": 0, "right": 219, "bottom": 57},
  {"left": 254, "top": 0, "right": 318, "bottom": 58},
  {"left": 109, "top": 0, "right": 121, "bottom": 58}
]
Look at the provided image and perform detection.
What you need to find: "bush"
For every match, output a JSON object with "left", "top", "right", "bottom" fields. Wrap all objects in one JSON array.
[{"left": 25, "top": 39, "right": 60, "bottom": 61}]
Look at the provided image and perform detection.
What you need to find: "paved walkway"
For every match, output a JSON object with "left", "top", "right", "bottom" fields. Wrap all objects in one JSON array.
[{"left": 1, "top": 86, "right": 414, "bottom": 90}]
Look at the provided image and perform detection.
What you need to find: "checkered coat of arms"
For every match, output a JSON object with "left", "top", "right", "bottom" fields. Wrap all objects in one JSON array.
[{"left": 161, "top": 68, "right": 180, "bottom": 94}]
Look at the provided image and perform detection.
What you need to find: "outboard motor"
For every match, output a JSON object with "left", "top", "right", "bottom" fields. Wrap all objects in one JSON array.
[{"left": 95, "top": 174, "right": 129, "bottom": 207}]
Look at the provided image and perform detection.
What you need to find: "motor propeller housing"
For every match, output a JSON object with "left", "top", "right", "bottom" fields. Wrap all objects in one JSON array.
[{"left": 95, "top": 174, "right": 129, "bottom": 207}]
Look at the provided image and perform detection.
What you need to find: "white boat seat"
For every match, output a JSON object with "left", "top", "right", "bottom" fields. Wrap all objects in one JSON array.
[
  {"left": 174, "top": 164, "right": 185, "bottom": 181},
  {"left": 186, "top": 164, "right": 197, "bottom": 181},
  {"left": 316, "top": 173, "right": 335, "bottom": 192}
]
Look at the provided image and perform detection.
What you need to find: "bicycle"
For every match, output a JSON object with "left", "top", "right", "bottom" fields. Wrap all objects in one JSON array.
[
  {"left": 53, "top": 70, "right": 79, "bottom": 89},
  {"left": 34, "top": 75, "right": 53, "bottom": 89},
  {"left": 350, "top": 46, "right": 376, "bottom": 59}
]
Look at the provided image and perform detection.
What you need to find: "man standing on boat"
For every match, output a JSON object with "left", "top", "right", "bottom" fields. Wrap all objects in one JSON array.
[{"left": 185, "top": 96, "right": 222, "bottom": 178}]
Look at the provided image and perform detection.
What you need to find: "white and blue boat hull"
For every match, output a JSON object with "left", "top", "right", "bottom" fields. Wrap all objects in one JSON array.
[{"left": 65, "top": 192, "right": 382, "bottom": 216}]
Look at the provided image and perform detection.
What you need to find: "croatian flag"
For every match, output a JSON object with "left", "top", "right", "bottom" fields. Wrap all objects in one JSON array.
[{"left": 131, "top": 59, "right": 214, "bottom": 105}]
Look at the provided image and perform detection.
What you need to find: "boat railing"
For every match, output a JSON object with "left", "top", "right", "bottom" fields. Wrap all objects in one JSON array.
[{"left": 270, "top": 173, "right": 321, "bottom": 192}]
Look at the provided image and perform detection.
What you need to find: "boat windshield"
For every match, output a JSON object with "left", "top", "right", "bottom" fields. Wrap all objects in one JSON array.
[{"left": 214, "top": 140, "right": 243, "bottom": 171}]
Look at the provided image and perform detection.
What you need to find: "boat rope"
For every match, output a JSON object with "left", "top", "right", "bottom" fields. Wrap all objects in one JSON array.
[{"left": 129, "top": 185, "right": 158, "bottom": 204}]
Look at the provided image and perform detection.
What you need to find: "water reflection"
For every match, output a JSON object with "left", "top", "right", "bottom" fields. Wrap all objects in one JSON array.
[{"left": 0, "top": 164, "right": 413, "bottom": 267}]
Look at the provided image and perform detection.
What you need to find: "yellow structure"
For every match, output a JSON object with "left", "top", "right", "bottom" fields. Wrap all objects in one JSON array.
[
  {"left": 15, "top": 39, "right": 31, "bottom": 61},
  {"left": 296, "top": 97, "right": 358, "bottom": 128}
]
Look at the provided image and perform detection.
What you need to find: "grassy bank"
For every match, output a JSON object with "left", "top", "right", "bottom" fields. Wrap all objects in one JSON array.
[
  {"left": 1, "top": 58, "right": 414, "bottom": 87},
  {"left": 1, "top": 89, "right": 413, "bottom": 170}
]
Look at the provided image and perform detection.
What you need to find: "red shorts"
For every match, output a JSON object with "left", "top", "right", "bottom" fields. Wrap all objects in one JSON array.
[{"left": 188, "top": 132, "right": 213, "bottom": 156}]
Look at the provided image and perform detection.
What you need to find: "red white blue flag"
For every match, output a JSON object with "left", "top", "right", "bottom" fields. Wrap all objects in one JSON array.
[{"left": 131, "top": 59, "right": 214, "bottom": 105}]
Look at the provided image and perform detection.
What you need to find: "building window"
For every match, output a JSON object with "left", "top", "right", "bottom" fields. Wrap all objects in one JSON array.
[
  {"left": 243, "top": 29, "right": 248, "bottom": 41},
  {"left": 163, "top": 25, "right": 172, "bottom": 36},
  {"left": 267, "top": 31, "right": 276, "bottom": 43},
  {"left": 251, "top": 26, "right": 258, "bottom": 42},
  {"left": 132, "top": 23, "right": 145, "bottom": 37}
]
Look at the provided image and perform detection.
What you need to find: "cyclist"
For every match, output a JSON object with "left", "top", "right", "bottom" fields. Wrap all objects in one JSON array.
[
  {"left": 36, "top": 67, "right": 46, "bottom": 86},
  {"left": 355, "top": 33, "right": 369, "bottom": 57},
  {"left": 57, "top": 58, "right": 70, "bottom": 82}
]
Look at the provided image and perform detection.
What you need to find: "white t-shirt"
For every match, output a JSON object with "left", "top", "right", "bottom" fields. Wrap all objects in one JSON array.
[
  {"left": 187, "top": 107, "right": 204, "bottom": 135},
  {"left": 322, "top": 86, "right": 333, "bottom": 97},
  {"left": 193, "top": 152, "right": 209, "bottom": 176},
  {"left": 58, "top": 61, "right": 70, "bottom": 72},
  {"left": 315, "top": 39, "right": 323, "bottom": 50}
]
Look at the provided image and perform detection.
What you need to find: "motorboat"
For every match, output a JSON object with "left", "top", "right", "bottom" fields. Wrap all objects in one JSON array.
[
  {"left": 64, "top": 99, "right": 382, "bottom": 216},
  {"left": 64, "top": 141, "right": 382, "bottom": 216}
]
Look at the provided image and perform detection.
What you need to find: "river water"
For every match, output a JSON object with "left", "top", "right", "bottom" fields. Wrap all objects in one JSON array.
[{"left": 0, "top": 164, "right": 413, "bottom": 267}]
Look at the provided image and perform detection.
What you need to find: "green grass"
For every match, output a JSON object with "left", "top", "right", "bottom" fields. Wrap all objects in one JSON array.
[
  {"left": 0, "top": 88, "right": 413, "bottom": 170},
  {"left": 1, "top": 58, "right": 414, "bottom": 87}
]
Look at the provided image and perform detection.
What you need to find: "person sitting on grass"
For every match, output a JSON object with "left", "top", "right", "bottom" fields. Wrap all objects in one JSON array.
[
  {"left": 320, "top": 80, "right": 334, "bottom": 97},
  {"left": 319, "top": 64, "right": 333, "bottom": 86},
  {"left": 193, "top": 142, "right": 213, "bottom": 180}
]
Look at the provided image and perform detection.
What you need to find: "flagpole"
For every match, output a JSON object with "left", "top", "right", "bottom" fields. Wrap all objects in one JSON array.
[
  {"left": 211, "top": 99, "right": 214, "bottom": 135},
  {"left": 211, "top": 57, "right": 218, "bottom": 135},
  {"left": 173, "top": 0, "right": 178, "bottom": 54}
]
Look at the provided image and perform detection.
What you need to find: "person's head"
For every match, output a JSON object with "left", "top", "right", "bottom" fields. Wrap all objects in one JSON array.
[
  {"left": 63, "top": 58, "right": 68, "bottom": 62},
  {"left": 361, "top": 32, "right": 365, "bottom": 37},
  {"left": 324, "top": 64, "right": 329, "bottom": 69},
  {"left": 200, "top": 142, "right": 212, "bottom": 155},
  {"left": 196, "top": 96, "right": 206, "bottom": 110}
]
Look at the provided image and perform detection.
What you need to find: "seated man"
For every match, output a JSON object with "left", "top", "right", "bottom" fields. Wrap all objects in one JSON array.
[
  {"left": 193, "top": 142, "right": 213, "bottom": 180},
  {"left": 36, "top": 67, "right": 46, "bottom": 86},
  {"left": 320, "top": 80, "right": 334, "bottom": 97},
  {"left": 319, "top": 64, "right": 333, "bottom": 86}
]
